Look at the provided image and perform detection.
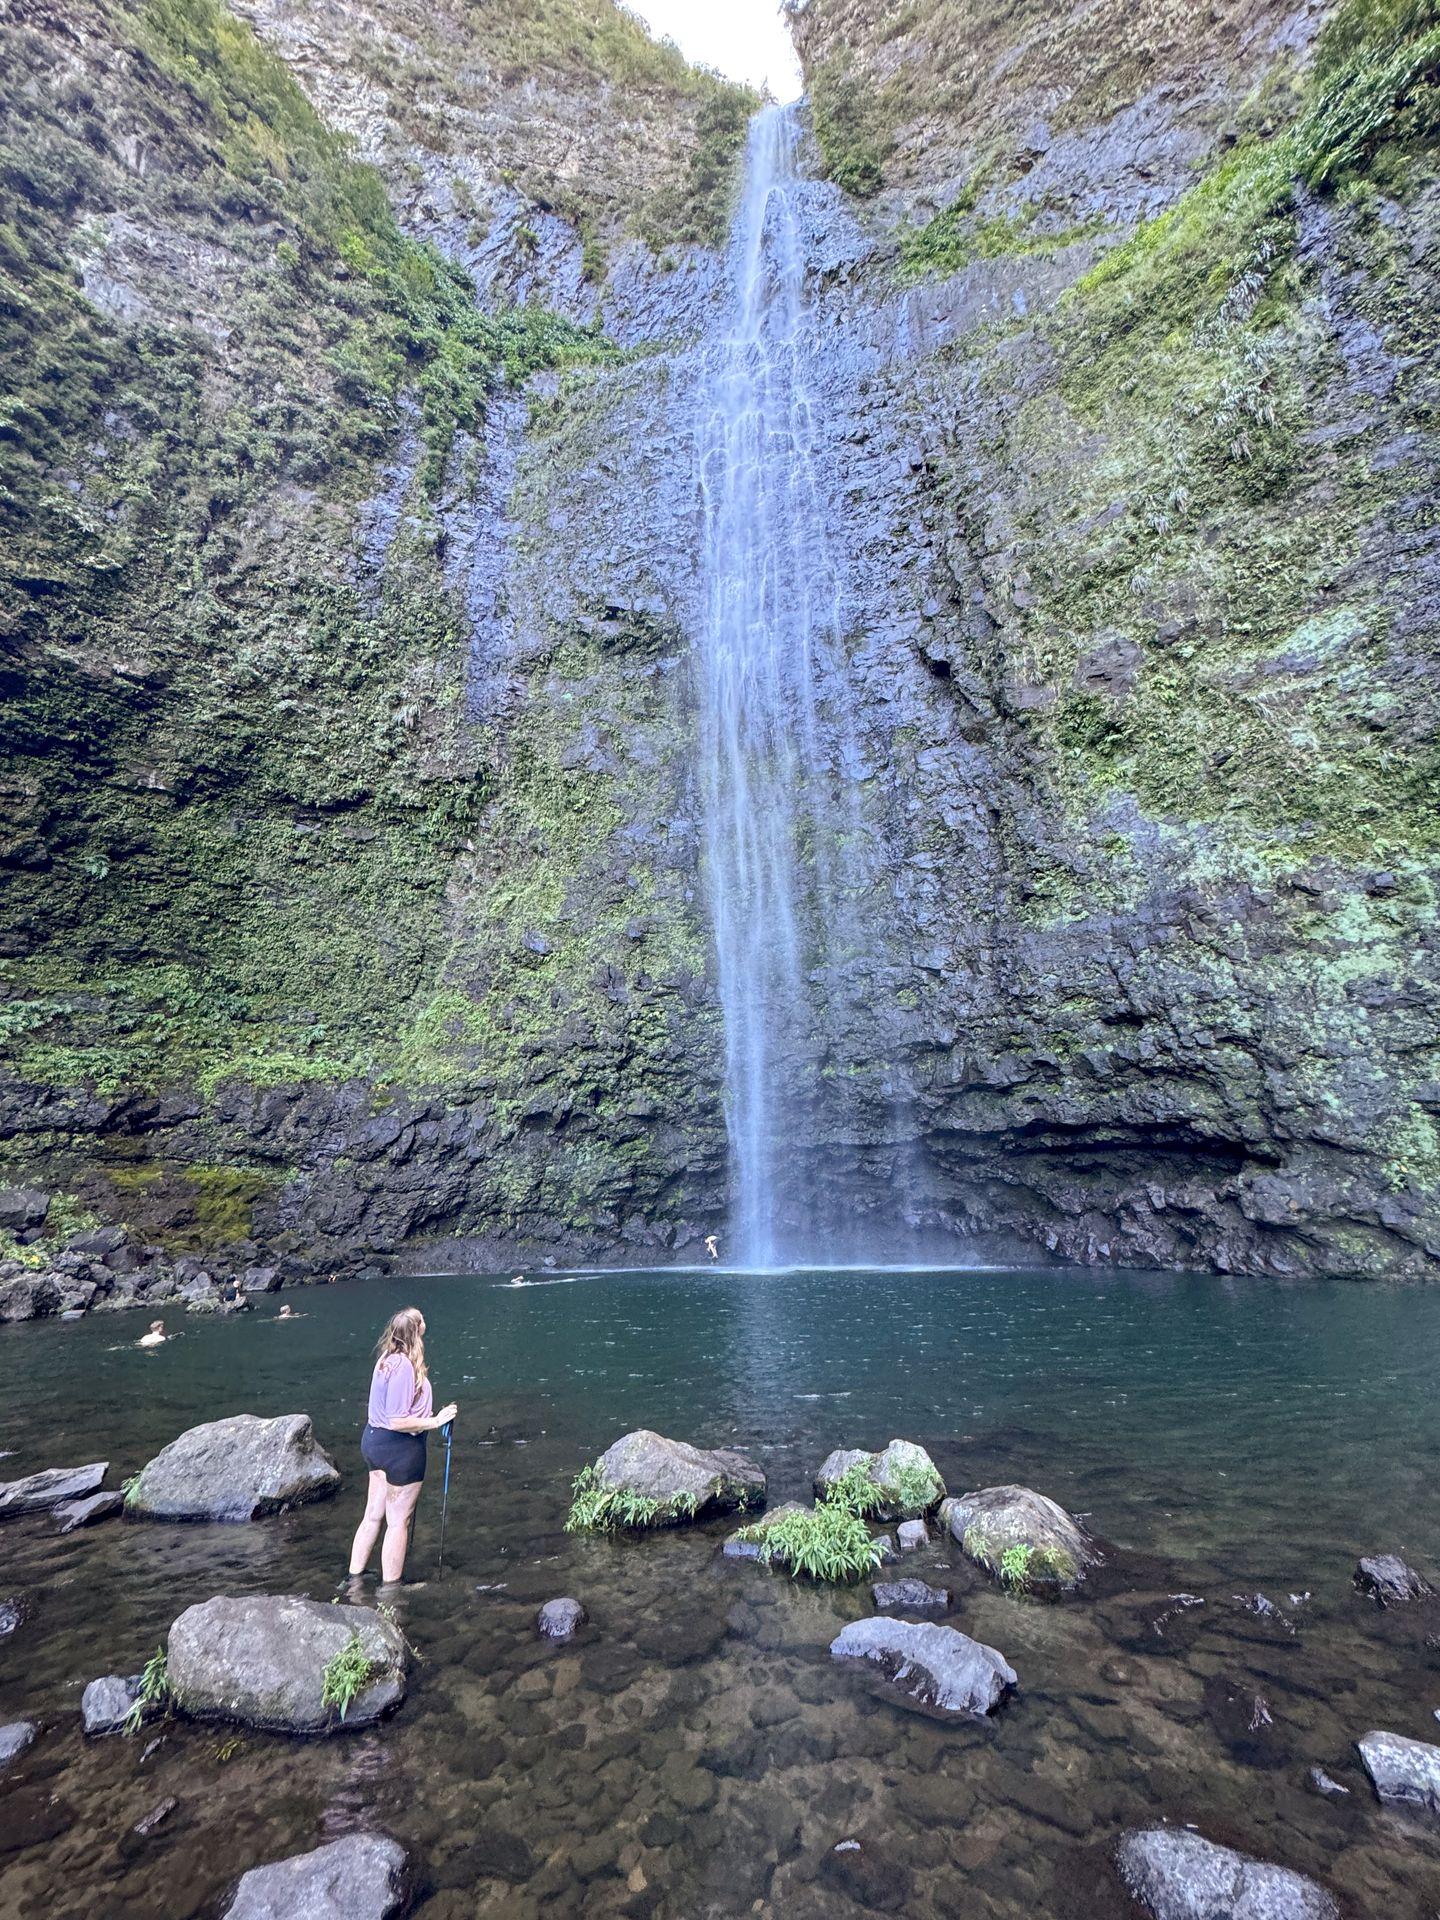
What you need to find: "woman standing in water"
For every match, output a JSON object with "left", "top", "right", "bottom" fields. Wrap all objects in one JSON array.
[{"left": 348, "top": 1307, "right": 457, "bottom": 1584}]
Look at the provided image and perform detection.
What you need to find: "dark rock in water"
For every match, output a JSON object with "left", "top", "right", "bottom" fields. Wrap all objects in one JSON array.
[
  {"left": 873, "top": 1533, "right": 898, "bottom": 1565},
  {"left": 1356, "top": 1730, "right": 1440, "bottom": 1816},
  {"left": 872, "top": 1578, "right": 950, "bottom": 1612},
  {"left": 446, "top": 1828, "right": 535, "bottom": 1885},
  {"left": 133, "top": 1796, "right": 177, "bottom": 1837},
  {"left": 126, "top": 1414, "right": 340, "bottom": 1521},
  {"left": 896, "top": 1518, "right": 928, "bottom": 1553},
  {"left": 1117, "top": 1827, "right": 1340, "bottom": 1919},
  {"left": 53, "top": 1490, "right": 125, "bottom": 1532},
  {"left": 829, "top": 1618, "right": 1016, "bottom": 1717},
  {"left": 820, "top": 1836, "right": 909, "bottom": 1912},
  {"left": 1309, "top": 1767, "right": 1350, "bottom": 1798},
  {"left": 536, "top": 1597, "right": 586, "bottom": 1640},
  {"left": 223, "top": 1834, "right": 408, "bottom": 1919},
  {"left": 0, "top": 1785, "right": 73, "bottom": 1857},
  {"left": 82, "top": 1674, "right": 145, "bottom": 1736},
  {"left": 0, "top": 1462, "right": 108, "bottom": 1519},
  {"left": 940, "top": 1485, "right": 1096, "bottom": 1591},
  {"left": 814, "top": 1439, "right": 945, "bottom": 1521},
  {"left": 1354, "top": 1555, "right": 1433, "bottom": 1605},
  {"left": 0, "top": 1721, "right": 36, "bottom": 1765},
  {"left": 168, "top": 1595, "right": 406, "bottom": 1733},
  {"left": 240, "top": 1266, "right": 280, "bottom": 1292},
  {"left": 588, "top": 1429, "right": 766, "bottom": 1522},
  {"left": 1201, "top": 1673, "right": 1286, "bottom": 1768}
]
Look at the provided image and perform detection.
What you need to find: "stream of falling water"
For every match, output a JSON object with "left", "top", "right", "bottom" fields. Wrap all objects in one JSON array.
[{"left": 695, "top": 105, "right": 886, "bottom": 1268}]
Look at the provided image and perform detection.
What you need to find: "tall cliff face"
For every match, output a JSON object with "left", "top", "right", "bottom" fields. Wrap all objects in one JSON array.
[{"left": 1, "top": 0, "right": 1436, "bottom": 1287}]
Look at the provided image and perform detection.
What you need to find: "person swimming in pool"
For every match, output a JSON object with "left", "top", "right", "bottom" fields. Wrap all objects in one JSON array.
[{"left": 348, "top": 1307, "right": 457, "bottom": 1585}]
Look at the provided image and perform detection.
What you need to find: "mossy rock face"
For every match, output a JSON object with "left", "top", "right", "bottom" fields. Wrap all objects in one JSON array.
[
  {"left": 941, "top": 1486, "right": 1098, "bottom": 1594},
  {"left": 813, "top": 1440, "right": 947, "bottom": 1522}
]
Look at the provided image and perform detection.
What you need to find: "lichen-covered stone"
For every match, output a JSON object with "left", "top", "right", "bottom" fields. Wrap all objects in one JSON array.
[
  {"left": 1357, "top": 1731, "right": 1440, "bottom": 1817},
  {"left": 167, "top": 1596, "right": 406, "bottom": 1734},
  {"left": 941, "top": 1486, "right": 1096, "bottom": 1591},
  {"left": 1117, "top": 1828, "right": 1339, "bottom": 1919}
]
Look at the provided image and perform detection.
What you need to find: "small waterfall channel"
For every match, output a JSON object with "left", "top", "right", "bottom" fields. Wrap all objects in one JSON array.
[{"left": 694, "top": 105, "right": 911, "bottom": 1267}]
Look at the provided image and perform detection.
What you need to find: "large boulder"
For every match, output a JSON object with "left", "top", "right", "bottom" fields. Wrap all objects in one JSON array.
[
  {"left": 575, "top": 1430, "right": 765, "bottom": 1528},
  {"left": 0, "top": 1273, "right": 61, "bottom": 1323},
  {"left": 1117, "top": 1828, "right": 1339, "bottom": 1919},
  {"left": 0, "top": 1462, "right": 107, "bottom": 1519},
  {"left": 1357, "top": 1731, "right": 1440, "bottom": 1816},
  {"left": 126, "top": 1415, "right": 340, "bottom": 1522},
  {"left": 814, "top": 1439, "right": 945, "bottom": 1520},
  {"left": 223, "top": 1834, "right": 408, "bottom": 1920},
  {"left": 829, "top": 1618, "right": 1016, "bottom": 1717},
  {"left": 168, "top": 1596, "right": 406, "bottom": 1733},
  {"left": 940, "top": 1485, "right": 1096, "bottom": 1592}
]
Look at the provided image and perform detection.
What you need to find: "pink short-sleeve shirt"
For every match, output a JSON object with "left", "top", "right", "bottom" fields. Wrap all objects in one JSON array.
[{"left": 367, "top": 1354, "right": 433, "bottom": 1429}]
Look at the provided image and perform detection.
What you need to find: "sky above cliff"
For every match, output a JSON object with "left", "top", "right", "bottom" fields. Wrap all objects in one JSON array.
[{"left": 631, "top": 0, "right": 803, "bottom": 100}]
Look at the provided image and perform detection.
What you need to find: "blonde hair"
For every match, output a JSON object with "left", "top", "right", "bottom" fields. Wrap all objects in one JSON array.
[{"left": 375, "top": 1306, "right": 427, "bottom": 1389}]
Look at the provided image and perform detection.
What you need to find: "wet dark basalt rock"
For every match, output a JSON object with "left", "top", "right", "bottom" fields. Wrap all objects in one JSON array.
[
  {"left": 1354, "top": 1555, "right": 1433, "bottom": 1606},
  {"left": 52, "top": 1490, "right": 125, "bottom": 1532},
  {"left": 0, "top": 1462, "right": 108, "bottom": 1519},
  {"left": 536, "top": 1597, "right": 587, "bottom": 1640},
  {"left": 872, "top": 1578, "right": 950, "bottom": 1612}
]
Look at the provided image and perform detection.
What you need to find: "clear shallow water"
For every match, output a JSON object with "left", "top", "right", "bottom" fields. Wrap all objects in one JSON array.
[{"left": 2, "top": 1266, "right": 1439, "bottom": 1918}]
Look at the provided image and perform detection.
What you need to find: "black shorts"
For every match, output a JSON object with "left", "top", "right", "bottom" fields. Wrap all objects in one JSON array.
[{"left": 361, "top": 1423, "right": 427, "bottom": 1487}]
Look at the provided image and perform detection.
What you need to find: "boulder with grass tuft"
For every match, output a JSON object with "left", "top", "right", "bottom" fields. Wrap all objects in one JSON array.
[
  {"left": 814, "top": 1440, "right": 945, "bottom": 1521},
  {"left": 167, "top": 1595, "right": 406, "bottom": 1733},
  {"left": 566, "top": 1430, "right": 765, "bottom": 1532},
  {"left": 941, "top": 1484, "right": 1096, "bottom": 1593}
]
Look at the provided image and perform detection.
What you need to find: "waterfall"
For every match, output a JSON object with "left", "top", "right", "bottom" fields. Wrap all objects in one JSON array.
[{"left": 695, "top": 104, "right": 880, "bottom": 1269}]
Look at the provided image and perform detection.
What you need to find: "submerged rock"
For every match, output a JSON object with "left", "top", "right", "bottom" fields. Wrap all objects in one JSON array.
[
  {"left": 1117, "top": 1828, "right": 1339, "bottom": 1919},
  {"left": 167, "top": 1595, "right": 406, "bottom": 1733},
  {"left": 0, "top": 1462, "right": 108, "bottom": 1519},
  {"left": 82, "top": 1674, "right": 145, "bottom": 1736},
  {"left": 940, "top": 1484, "right": 1095, "bottom": 1591},
  {"left": 1309, "top": 1767, "right": 1349, "bottom": 1798},
  {"left": 829, "top": 1618, "right": 1016, "bottom": 1717},
  {"left": 1354, "top": 1555, "right": 1432, "bottom": 1605},
  {"left": 0, "top": 1721, "right": 36, "bottom": 1765},
  {"left": 1356, "top": 1730, "right": 1440, "bottom": 1816},
  {"left": 577, "top": 1429, "right": 765, "bottom": 1527},
  {"left": 126, "top": 1414, "right": 340, "bottom": 1522},
  {"left": 537, "top": 1598, "right": 586, "bottom": 1640},
  {"left": 814, "top": 1439, "right": 945, "bottom": 1520},
  {"left": 897, "top": 1518, "right": 929, "bottom": 1553},
  {"left": 872, "top": 1578, "right": 950, "bottom": 1612},
  {"left": 223, "top": 1833, "right": 408, "bottom": 1920}
]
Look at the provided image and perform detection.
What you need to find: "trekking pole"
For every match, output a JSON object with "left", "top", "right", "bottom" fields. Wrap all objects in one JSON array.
[{"left": 437, "top": 1419, "right": 454, "bottom": 1577}]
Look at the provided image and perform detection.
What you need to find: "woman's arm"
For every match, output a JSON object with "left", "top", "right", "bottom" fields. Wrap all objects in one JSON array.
[{"left": 386, "top": 1404, "right": 456, "bottom": 1434}]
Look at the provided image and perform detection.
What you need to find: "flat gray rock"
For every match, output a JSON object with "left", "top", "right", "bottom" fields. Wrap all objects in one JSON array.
[
  {"left": 1117, "top": 1828, "right": 1339, "bottom": 1919},
  {"left": 0, "top": 1462, "right": 107, "bottom": 1519},
  {"left": 0, "top": 1721, "right": 36, "bottom": 1765},
  {"left": 872, "top": 1578, "right": 950, "bottom": 1611},
  {"left": 591, "top": 1429, "right": 765, "bottom": 1521},
  {"left": 537, "top": 1598, "right": 586, "bottom": 1640},
  {"left": 940, "top": 1484, "right": 1096, "bottom": 1591},
  {"left": 1357, "top": 1730, "right": 1440, "bottom": 1816},
  {"left": 168, "top": 1594, "right": 406, "bottom": 1733},
  {"left": 223, "top": 1833, "right": 408, "bottom": 1920},
  {"left": 897, "top": 1518, "right": 929, "bottom": 1553},
  {"left": 82, "top": 1674, "right": 143, "bottom": 1736},
  {"left": 53, "top": 1490, "right": 125, "bottom": 1532},
  {"left": 829, "top": 1617, "right": 1016, "bottom": 1717},
  {"left": 126, "top": 1414, "right": 340, "bottom": 1522}
]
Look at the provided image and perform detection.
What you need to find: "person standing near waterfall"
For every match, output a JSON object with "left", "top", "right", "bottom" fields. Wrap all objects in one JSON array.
[{"left": 348, "top": 1307, "right": 457, "bottom": 1585}]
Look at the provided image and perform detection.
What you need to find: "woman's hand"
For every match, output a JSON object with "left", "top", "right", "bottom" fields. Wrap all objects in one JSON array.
[{"left": 432, "top": 1402, "right": 458, "bottom": 1429}]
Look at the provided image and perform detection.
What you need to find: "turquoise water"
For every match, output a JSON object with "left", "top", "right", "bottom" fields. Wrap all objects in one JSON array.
[{"left": 2, "top": 1266, "right": 1439, "bottom": 1917}]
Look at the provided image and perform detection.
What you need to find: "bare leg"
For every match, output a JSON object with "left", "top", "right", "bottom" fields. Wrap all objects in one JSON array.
[
  {"left": 349, "top": 1470, "right": 389, "bottom": 1576},
  {"left": 381, "top": 1479, "right": 423, "bottom": 1582}
]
